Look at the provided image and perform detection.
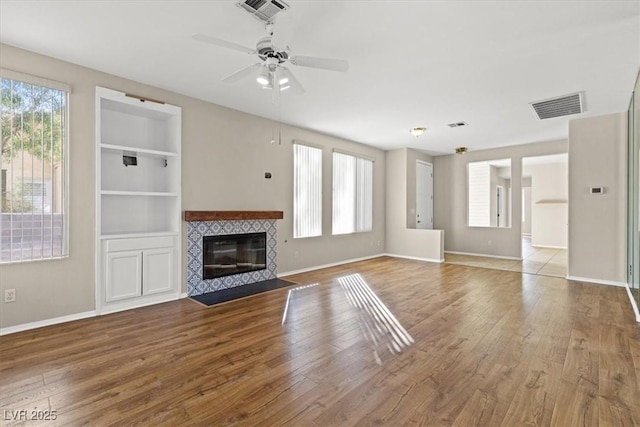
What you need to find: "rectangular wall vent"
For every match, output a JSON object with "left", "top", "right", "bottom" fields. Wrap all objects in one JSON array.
[
  {"left": 448, "top": 121, "right": 468, "bottom": 128},
  {"left": 236, "top": 0, "right": 289, "bottom": 23},
  {"left": 530, "top": 92, "right": 584, "bottom": 120}
]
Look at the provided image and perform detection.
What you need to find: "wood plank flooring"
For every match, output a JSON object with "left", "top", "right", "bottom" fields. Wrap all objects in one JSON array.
[{"left": 1, "top": 256, "right": 639, "bottom": 426}]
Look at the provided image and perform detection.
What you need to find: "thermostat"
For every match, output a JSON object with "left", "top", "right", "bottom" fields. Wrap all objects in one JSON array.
[{"left": 590, "top": 187, "right": 604, "bottom": 194}]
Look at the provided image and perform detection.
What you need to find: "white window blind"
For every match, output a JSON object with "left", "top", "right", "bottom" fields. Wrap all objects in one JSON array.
[
  {"left": 293, "top": 143, "right": 322, "bottom": 238},
  {"left": 0, "top": 73, "right": 68, "bottom": 262},
  {"left": 333, "top": 152, "right": 373, "bottom": 235},
  {"left": 468, "top": 162, "right": 490, "bottom": 227}
]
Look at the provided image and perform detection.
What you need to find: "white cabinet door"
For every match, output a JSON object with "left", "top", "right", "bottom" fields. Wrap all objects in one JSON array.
[
  {"left": 105, "top": 251, "right": 142, "bottom": 302},
  {"left": 143, "top": 248, "right": 174, "bottom": 295}
]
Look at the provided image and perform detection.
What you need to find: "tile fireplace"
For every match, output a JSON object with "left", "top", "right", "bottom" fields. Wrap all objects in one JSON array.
[{"left": 184, "top": 211, "right": 283, "bottom": 296}]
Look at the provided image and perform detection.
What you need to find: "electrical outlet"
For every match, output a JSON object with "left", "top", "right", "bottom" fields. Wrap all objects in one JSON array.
[{"left": 4, "top": 289, "right": 16, "bottom": 303}]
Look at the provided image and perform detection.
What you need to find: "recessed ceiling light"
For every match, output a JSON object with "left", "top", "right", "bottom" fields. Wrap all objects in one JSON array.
[{"left": 410, "top": 127, "right": 427, "bottom": 137}]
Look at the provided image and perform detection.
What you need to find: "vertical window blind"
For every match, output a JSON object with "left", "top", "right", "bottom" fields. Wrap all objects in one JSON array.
[
  {"left": 468, "top": 162, "right": 490, "bottom": 227},
  {"left": 293, "top": 142, "right": 322, "bottom": 238},
  {"left": 333, "top": 151, "right": 373, "bottom": 235},
  {"left": 0, "top": 71, "right": 69, "bottom": 262}
]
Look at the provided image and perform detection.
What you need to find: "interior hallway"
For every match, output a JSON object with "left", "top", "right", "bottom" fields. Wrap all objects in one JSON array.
[{"left": 445, "top": 236, "right": 567, "bottom": 278}]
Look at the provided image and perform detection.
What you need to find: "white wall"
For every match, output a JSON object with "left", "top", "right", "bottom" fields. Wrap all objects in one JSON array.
[
  {"left": 568, "top": 112, "right": 627, "bottom": 284},
  {"left": 524, "top": 162, "right": 568, "bottom": 248},
  {"left": 0, "top": 43, "right": 386, "bottom": 329},
  {"left": 522, "top": 184, "right": 532, "bottom": 235}
]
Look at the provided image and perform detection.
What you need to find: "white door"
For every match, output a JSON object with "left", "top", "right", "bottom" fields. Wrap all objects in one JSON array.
[
  {"left": 106, "top": 251, "right": 142, "bottom": 302},
  {"left": 416, "top": 161, "right": 433, "bottom": 229},
  {"left": 143, "top": 248, "right": 174, "bottom": 295}
]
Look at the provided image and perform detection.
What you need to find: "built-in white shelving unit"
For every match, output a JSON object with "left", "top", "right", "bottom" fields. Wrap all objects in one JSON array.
[{"left": 96, "top": 86, "right": 182, "bottom": 314}]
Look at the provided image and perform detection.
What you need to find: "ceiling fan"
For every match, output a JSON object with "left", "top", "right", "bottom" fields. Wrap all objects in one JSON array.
[{"left": 192, "top": 23, "right": 349, "bottom": 94}]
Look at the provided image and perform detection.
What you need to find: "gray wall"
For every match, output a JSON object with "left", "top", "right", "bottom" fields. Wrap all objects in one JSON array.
[
  {"left": 433, "top": 139, "right": 568, "bottom": 258},
  {"left": 0, "top": 43, "right": 386, "bottom": 329},
  {"left": 568, "top": 112, "right": 626, "bottom": 284},
  {"left": 385, "top": 149, "right": 443, "bottom": 261}
]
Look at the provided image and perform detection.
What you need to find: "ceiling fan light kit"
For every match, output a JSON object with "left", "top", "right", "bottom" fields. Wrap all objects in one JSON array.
[{"left": 193, "top": 3, "right": 349, "bottom": 95}]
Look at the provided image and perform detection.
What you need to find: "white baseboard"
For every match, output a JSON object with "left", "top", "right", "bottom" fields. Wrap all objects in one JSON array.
[
  {"left": 384, "top": 253, "right": 444, "bottom": 264},
  {"left": 278, "top": 253, "right": 385, "bottom": 277},
  {"left": 180, "top": 292, "right": 188, "bottom": 298},
  {"left": 624, "top": 285, "right": 640, "bottom": 322},
  {"left": 0, "top": 310, "right": 96, "bottom": 336},
  {"left": 532, "top": 244, "right": 567, "bottom": 250},
  {"left": 445, "top": 250, "right": 522, "bottom": 261},
  {"left": 565, "top": 275, "right": 627, "bottom": 288}
]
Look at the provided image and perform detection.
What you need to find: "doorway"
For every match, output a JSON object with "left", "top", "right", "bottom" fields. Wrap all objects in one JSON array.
[{"left": 522, "top": 154, "right": 568, "bottom": 277}]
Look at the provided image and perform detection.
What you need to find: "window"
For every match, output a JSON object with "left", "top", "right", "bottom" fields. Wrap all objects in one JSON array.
[
  {"left": 332, "top": 151, "right": 373, "bottom": 235},
  {"left": 1, "top": 70, "right": 69, "bottom": 262},
  {"left": 293, "top": 142, "right": 322, "bottom": 238}
]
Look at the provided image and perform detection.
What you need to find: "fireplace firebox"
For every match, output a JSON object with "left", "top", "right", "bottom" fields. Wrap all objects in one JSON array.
[{"left": 202, "top": 232, "right": 267, "bottom": 279}]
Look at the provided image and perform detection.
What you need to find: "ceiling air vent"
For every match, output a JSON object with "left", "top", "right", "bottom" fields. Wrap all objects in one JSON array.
[
  {"left": 236, "top": 0, "right": 289, "bottom": 23},
  {"left": 530, "top": 92, "right": 584, "bottom": 120},
  {"left": 448, "top": 121, "right": 468, "bottom": 128}
]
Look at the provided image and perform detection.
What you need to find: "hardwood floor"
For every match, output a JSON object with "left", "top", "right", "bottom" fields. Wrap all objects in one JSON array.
[
  {"left": 445, "top": 236, "right": 568, "bottom": 278},
  {"left": 1, "top": 256, "right": 639, "bottom": 426}
]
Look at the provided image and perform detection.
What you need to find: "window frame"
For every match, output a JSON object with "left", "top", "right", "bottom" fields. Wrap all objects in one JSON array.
[
  {"left": 0, "top": 68, "right": 70, "bottom": 263},
  {"left": 332, "top": 150, "right": 373, "bottom": 235},
  {"left": 292, "top": 141, "right": 323, "bottom": 239}
]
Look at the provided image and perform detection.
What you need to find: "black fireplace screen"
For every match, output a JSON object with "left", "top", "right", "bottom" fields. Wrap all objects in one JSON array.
[{"left": 202, "top": 232, "right": 267, "bottom": 279}]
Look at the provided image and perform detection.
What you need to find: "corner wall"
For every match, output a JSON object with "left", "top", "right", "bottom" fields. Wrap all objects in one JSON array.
[
  {"left": 568, "top": 112, "right": 627, "bottom": 284},
  {"left": 386, "top": 149, "right": 443, "bottom": 262},
  {"left": 433, "top": 139, "right": 568, "bottom": 258}
]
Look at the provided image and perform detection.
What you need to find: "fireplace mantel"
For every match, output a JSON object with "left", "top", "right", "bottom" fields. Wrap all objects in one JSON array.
[{"left": 184, "top": 211, "right": 284, "bottom": 222}]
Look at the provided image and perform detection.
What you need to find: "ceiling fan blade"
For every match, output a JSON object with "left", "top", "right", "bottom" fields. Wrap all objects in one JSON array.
[
  {"left": 279, "top": 67, "right": 305, "bottom": 94},
  {"left": 289, "top": 55, "right": 349, "bottom": 72},
  {"left": 222, "top": 63, "right": 262, "bottom": 83},
  {"left": 192, "top": 33, "right": 255, "bottom": 55}
]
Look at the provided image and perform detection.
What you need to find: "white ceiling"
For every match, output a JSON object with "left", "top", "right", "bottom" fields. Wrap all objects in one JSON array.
[{"left": 1, "top": 1, "right": 638, "bottom": 155}]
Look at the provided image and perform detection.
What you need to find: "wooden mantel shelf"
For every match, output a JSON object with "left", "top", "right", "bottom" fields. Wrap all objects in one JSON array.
[{"left": 184, "top": 211, "right": 284, "bottom": 221}]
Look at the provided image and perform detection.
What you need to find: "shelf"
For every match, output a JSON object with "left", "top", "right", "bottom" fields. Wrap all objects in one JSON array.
[
  {"left": 184, "top": 211, "right": 285, "bottom": 221},
  {"left": 535, "top": 199, "right": 568, "bottom": 204},
  {"left": 101, "top": 143, "right": 178, "bottom": 158},
  {"left": 100, "top": 231, "right": 179, "bottom": 240},
  {"left": 101, "top": 190, "right": 178, "bottom": 197}
]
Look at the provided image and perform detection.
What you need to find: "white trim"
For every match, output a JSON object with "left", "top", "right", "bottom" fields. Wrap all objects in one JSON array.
[
  {"left": 521, "top": 233, "right": 532, "bottom": 237},
  {"left": 0, "top": 68, "right": 71, "bottom": 92},
  {"left": 532, "top": 244, "right": 567, "bottom": 249},
  {"left": 445, "top": 250, "right": 522, "bottom": 261},
  {"left": 97, "top": 292, "right": 181, "bottom": 316},
  {"left": 332, "top": 148, "right": 376, "bottom": 163},
  {"left": 292, "top": 139, "right": 324, "bottom": 150},
  {"left": 278, "top": 253, "right": 384, "bottom": 277},
  {"left": 384, "top": 253, "right": 444, "bottom": 264},
  {"left": 624, "top": 285, "right": 640, "bottom": 322},
  {"left": 566, "top": 275, "right": 627, "bottom": 287},
  {"left": 180, "top": 292, "right": 188, "bottom": 298},
  {"left": 0, "top": 311, "right": 96, "bottom": 336}
]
